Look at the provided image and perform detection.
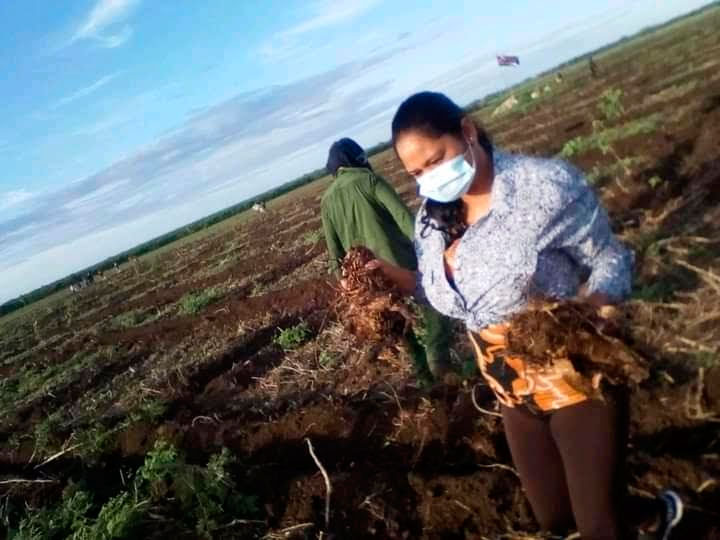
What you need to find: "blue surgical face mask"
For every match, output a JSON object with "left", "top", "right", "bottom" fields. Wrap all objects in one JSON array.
[{"left": 416, "top": 143, "right": 476, "bottom": 203}]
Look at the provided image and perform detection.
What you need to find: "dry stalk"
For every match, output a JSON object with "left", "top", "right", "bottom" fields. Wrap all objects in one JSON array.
[
  {"left": 675, "top": 260, "right": 720, "bottom": 293},
  {"left": 677, "top": 336, "right": 716, "bottom": 353},
  {"left": 34, "top": 443, "right": 83, "bottom": 469},
  {"left": 471, "top": 385, "right": 503, "bottom": 418},
  {"left": 262, "top": 522, "right": 314, "bottom": 539},
  {"left": 305, "top": 438, "right": 332, "bottom": 532},
  {"left": 477, "top": 463, "right": 520, "bottom": 478},
  {"left": 685, "top": 367, "right": 720, "bottom": 422},
  {"left": 0, "top": 478, "right": 58, "bottom": 485},
  {"left": 697, "top": 478, "right": 717, "bottom": 493}
]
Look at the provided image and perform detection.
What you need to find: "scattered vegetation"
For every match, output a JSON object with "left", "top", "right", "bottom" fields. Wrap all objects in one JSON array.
[
  {"left": 560, "top": 89, "right": 661, "bottom": 190},
  {"left": 178, "top": 287, "right": 223, "bottom": 315},
  {"left": 8, "top": 441, "right": 258, "bottom": 540},
  {"left": 318, "top": 350, "right": 339, "bottom": 369},
  {"left": 301, "top": 228, "right": 324, "bottom": 246},
  {"left": 273, "top": 321, "right": 311, "bottom": 351},
  {"left": 560, "top": 112, "right": 660, "bottom": 160},
  {"left": 111, "top": 310, "right": 147, "bottom": 329}
]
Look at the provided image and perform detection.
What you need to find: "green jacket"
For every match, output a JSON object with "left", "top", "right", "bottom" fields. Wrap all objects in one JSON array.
[{"left": 321, "top": 167, "right": 417, "bottom": 273}]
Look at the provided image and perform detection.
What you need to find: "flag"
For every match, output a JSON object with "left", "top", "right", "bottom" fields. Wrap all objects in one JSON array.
[{"left": 497, "top": 55, "right": 520, "bottom": 66}]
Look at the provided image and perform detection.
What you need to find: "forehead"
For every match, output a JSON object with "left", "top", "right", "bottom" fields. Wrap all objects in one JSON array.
[{"left": 395, "top": 131, "right": 460, "bottom": 170}]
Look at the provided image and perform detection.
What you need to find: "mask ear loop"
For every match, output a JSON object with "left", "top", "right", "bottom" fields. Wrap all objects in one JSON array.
[{"left": 465, "top": 137, "right": 476, "bottom": 169}]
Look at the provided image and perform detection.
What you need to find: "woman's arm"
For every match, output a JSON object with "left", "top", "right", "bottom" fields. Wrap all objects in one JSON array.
[
  {"left": 541, "top": 163, "right": 634, "bottom": 304},
  {"left": 365, "top": 258, "right": 417, "bottom": 296}
]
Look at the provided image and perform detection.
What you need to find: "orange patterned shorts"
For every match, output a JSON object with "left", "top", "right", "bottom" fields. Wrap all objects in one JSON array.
[{"left": 468, "top": 331, "right": 587, "bottom": 414}]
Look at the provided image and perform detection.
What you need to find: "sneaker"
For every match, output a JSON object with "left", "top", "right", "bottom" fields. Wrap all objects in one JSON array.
[{"left": 656, "top": 490, "right": 684, "bottom": 540}]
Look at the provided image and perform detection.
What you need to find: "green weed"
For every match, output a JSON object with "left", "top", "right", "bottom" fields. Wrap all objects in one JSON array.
[
  {"left": 301, "top": 229, "right": 324, "bottom": 246},
  {"left": 690, "top": 351, "right": 718, "bottom": 369},
  {"left": 111, "top": 310, "right": 146, "bottom": 329},
  {"left": 128, "top": 399, "right": 168, "bottom": 423},
  {"left": 648, "top": 175, "right": 664, "bottom": 189},
  {"left": 560, "top": 114, "right": 660, "bottom": 159},
  {"left": 178, "top": 287, "right": 223, "bottom": 315},
  {"left": 32, "top": 411, "right": 65, "bottom": 457},
  {"left": 251, "top": 280, "right": 268, "bottom": 297},
  {"left": 588, "top": 157, "right": 651, "bottom": 184},
  {"left": 273, "top": 321, "right": 311, "bottom": 351},
  {"left": 597, "top": 88, "right": 625, "bottom": 121},
  {"left": 632, "top": 280, "right": 677, "bottom": 302},
  {"left": 11, "top": 441, "right": 258, "bottom": 539},
  {"left": 74, "top": 422, "right": 121, "bottom": 463},
  {"left": 318, "top": 350, "right": 338, "bottom": 368}
]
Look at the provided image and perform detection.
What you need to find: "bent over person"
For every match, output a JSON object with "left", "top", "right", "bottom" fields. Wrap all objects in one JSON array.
[{"left": 320, "top": 137, "right": 452, "bottom": 382}]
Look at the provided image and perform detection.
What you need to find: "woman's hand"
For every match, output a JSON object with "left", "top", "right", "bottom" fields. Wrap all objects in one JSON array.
[
  {"left": 365, "top": 258, "right": 417, "bottom": 296},
  {"left": 580, "top": 290, "right": 621, "bottom": 334}
]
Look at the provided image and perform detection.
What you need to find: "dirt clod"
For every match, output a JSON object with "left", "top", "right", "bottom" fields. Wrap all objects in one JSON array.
[
  {"left": 338, "top": 247, "right": 415, "bottom": 340},
  {"left": 507, "top": 301, "right": 650, "bottom": 396}
]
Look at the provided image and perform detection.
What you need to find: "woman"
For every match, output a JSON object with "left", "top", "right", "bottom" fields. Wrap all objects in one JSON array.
[{"left": 369, "top": 92, "right": 682, "bottom": 539}]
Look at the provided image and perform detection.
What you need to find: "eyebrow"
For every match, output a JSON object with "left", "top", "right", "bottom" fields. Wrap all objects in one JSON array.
[{"left": 414, "top": 151, "right": 443, "bottom": 176}]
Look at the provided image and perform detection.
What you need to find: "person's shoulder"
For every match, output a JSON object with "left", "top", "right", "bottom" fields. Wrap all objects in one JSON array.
[
  {"left": 334, "top": 167, "right": 373, "bottom": 186},
  {"left": 508, "top": 151, "right": 586, "bottom": 204},
  {"left": 320, "top": 182, "right": 335, "bottom": 203},
  {"left": 320, "top": 179, "right": 342, "bottom": 210}
]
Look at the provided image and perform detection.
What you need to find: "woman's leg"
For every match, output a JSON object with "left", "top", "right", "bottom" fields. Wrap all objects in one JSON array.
[
  {"left": 501, "top": 405, "right": 574, "bottom": 533},
  {"left": 550, "top": 398, "right": 623, "bottom": 540}
]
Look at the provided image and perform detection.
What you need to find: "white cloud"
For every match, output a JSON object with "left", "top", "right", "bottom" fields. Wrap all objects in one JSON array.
[
  {"left": 260, "top": 0, "right": 382, "bottom": 59},
  {"left": 62, "top": 178, "right": 131, "bottom": 211},
  {"left": 71, "top": 0, "right": 139, "bottom": 48},
  {"left": 52, "top": 72, "right": 121, "bottom": 109},
  {"left": 71, "top": 112, "right": 131, "bottom": 136},
  {"left": 0, "top": 190, "right": 35, "bottom": 211},
  {"left": 283, "top": 0, "right": 382, "bottom": 36}
]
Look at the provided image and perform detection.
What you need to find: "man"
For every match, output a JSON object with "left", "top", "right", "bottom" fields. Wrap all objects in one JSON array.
[{"left": 320, "top": 137, "right": 452, "bottom": 382}]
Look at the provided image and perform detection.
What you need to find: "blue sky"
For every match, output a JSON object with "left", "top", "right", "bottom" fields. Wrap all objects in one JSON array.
[{"left": 0, "top": 0, "right": 710, "bottom": 303}]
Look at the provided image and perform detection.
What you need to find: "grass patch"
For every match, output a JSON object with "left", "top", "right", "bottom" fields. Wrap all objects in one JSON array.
[
  {"left": 318, "top": 350, "right": 339, "bottom": 369},
  {"left": 9, "top": 441, "right": 259, "bottom": 540},
  {"left": 112, "top": 309, "right": 147, "bottom": 329},
  {"left": 128, "top": 398, "right": 168, "bottom": 423},
  {"left": 178, "top": 287, "right": 223, "bottom": 315},
  {"left": 301, "top": 228, "right": 324, "bottom": 246},
  {"left": 0, "top": 350, "right": 105, "bottom": 414},
  {"left": 587, "top": 156, "right": 650, "bottom": 184},
  {"left": 273, "top": 321, "right": 311, "bottom": 351}
]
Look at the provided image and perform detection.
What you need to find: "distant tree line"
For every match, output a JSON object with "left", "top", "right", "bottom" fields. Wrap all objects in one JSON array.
[{"left": 0, "top": 165, "right": 329, "bottom": 317}]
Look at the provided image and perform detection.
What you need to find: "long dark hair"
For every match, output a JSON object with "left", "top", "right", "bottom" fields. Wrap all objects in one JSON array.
[{"left": 391, "top": 92, "right": 493, "bottom": 241}]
